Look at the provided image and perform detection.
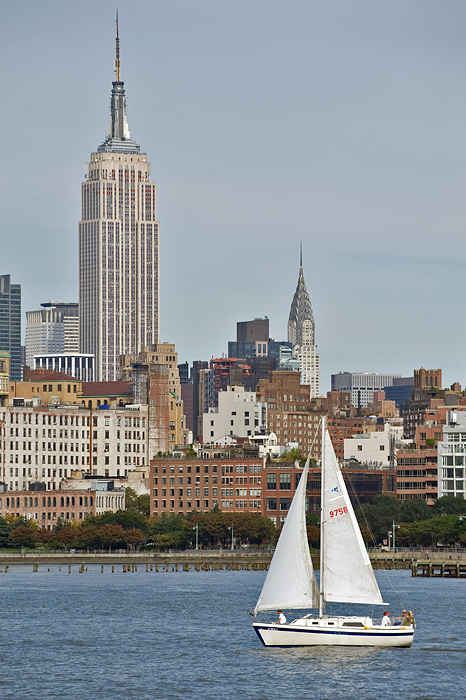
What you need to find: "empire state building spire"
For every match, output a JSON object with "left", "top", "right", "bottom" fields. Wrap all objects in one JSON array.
[
  {"left": 287, "top": 244, "right": 315, "bottom": 347},
  {"left": 97, "top": 14, "right": 140, "bottom": 154}
]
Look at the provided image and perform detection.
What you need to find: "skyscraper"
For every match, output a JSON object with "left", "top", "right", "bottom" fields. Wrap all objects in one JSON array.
[
  {"left": 25, "top": 302, "right": 79, "bottom": 368},
  {"left": 287, "top": 245, "right": 315, "bottom": 348},
  {"left": 79, "top": 19, "right": 159, "bottom": 381},
  {"left": 287, "top": 248, "right": 319, "bottom": 396},
  {"left": 0, "top": 275, "right": 21, "bottom": 381}
]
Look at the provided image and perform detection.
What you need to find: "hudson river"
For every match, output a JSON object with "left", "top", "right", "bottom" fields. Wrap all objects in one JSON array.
[{"left": 0, "top": 567, "right": 463, "bottom": 699}]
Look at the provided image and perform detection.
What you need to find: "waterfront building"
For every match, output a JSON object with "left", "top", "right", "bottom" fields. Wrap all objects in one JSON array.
[
  {"left": 0, "top": 275, "right": 21, "bottom": 381},
  {"left": 438, "top": 410, "right": 466, "bottom": 500},
  {"left": 25, "top": 302, "right": 79, "bottom": 369},
  {"left": 0, "top": 486, "right": 125, "bottom": 528},
  {"left": 79, "top": 21, "right": 159, "bottom": 381},
  {"left": 150, "top": 457, "right": 264, "bottom": 517},
  {"left": 396, "top": 424, "right": 441, "bottom": 505},
  {"left": 331, "top": 371, "right": 401, "bottom": 408}
]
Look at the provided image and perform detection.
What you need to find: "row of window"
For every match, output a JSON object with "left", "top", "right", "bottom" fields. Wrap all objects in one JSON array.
[
  {"left": 152, "top": 464, "right": 261, "bottom": 475},
  {"left": 0, "top": 495, "right": 94, "bottom": 508},
  {"left": 3, "top": 412, "right": 145, "bottom": 428}
]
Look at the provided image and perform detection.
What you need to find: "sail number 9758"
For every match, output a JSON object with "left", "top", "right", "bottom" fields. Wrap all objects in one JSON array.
[{"left": 329, "top": 507, "right": 348, "bottom": 518}]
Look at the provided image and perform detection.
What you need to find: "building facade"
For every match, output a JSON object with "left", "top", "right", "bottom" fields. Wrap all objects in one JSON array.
[
  {"left": 0, "top": 404, "right": 151, "bottom": 492},
  {"left": 25, "top": 302, "right": 79, "bottom": 369},
  {"left": 287, "top": 249, "right": 319, "bottom": 394},
  {"left": 0, "top": 275, "right": 21, "bottom": 381},
  {"left": 438, "top": 410, "right": 466, "bottom": 501},
  {"left": 120, "top": 343, "right": 189, "bottom": 446},
  {"left": 202, "top": 386, "right": 267, "bottom": 443},
  {"left": 34, "top": 353, "right": 94, "bottom": 382},
  {"left": 79, "top": 22, "right": 159, "bottom": 381},
  {"left": 331, "top": 372, "right": 401, "bottom": 408},
  {"left": 150, "top": 457, "right": 264, "bottom": 516}
]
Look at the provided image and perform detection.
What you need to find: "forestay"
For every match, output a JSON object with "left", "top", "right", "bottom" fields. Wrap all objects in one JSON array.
[
  {"left": 321, "top": 431, "right": 385, "bottom": 606},
  {"left": 254, "top": 455, "right": 319, "bottom": 614}
]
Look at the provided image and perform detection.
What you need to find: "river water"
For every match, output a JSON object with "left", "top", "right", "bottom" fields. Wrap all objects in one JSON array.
[{"left": 0, "top": 566, "right": 463, "bottom": 700}]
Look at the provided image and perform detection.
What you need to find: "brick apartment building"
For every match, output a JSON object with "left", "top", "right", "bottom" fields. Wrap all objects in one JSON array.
[
  {"left": 256, "top": 371, "right": 322, "bottom": 459},
  {"left": 150, "top": 457, "right": 264, "bottom": 517}
]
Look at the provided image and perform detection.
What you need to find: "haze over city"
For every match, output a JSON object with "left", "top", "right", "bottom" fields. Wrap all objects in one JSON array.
[{"left": 2, "top": 1, "right": 466, "bottom": 390}]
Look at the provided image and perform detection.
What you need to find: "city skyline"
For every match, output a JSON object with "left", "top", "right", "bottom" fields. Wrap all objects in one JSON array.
[{"left": 2, "top": 2, "right": 466, "bottom": 390}]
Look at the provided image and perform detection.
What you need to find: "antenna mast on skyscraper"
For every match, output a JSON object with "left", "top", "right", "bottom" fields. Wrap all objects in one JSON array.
[{"left": 115, "top": 10, "right": 121, "bottom": 82}]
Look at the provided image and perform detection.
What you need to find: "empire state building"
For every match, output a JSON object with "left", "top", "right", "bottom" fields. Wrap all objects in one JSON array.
[{"left": 79, "top": 21, "right": 159, "bottom": 381}]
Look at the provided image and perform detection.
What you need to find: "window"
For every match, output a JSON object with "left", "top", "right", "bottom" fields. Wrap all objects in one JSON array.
[
  {"left": 379, "top": 445, "right": 385, "bottom": 451},
  {"left": 279, "top": 473, "right": 291, "bottom": 490},
  {"left": 267, "top": 473, "right": 277, "bottom": 490}
]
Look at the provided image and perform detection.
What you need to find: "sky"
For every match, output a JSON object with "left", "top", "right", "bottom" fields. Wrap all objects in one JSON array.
[{"left": 1, "top": 0, "right": 466, "bottom": 392}]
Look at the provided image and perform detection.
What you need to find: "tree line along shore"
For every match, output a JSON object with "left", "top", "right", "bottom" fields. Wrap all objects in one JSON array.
[{"left": 1, "top": 489, "right": 466, "bottom": 552}]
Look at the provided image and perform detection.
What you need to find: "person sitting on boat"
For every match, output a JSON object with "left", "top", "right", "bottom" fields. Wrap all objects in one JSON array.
[
  {"left": 408, "top": 611, "right": 415, "bottom": 627},
  {"left": 276, "top": 610, "right": 287, "bottom": 625},
  {"left": 381, "top": 611, "right": 390, "bottom": 627},
  {"left": 401, "top": 610, "right": 411, "bottom": 626}
]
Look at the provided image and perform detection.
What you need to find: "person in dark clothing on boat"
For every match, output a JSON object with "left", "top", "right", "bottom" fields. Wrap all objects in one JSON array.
[{"left": 401, "top": 610, "right": 411, "bottom": 626}]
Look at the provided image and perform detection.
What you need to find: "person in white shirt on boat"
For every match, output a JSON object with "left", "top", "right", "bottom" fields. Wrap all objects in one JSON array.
[
  {"left": 381, "top": 611, "right": 390, "bottom": 627},
  {"left": 276, "top": 610, "right": 287, "bottom": 625}
]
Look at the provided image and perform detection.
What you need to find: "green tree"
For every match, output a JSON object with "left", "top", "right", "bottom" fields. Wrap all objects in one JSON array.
[
  {"left": 432, "top": 495, "right": 466, "bottom": 516},
  {"left": 0, "top": 516, "right": 11, "bottom": 548},
  {"left": 356, "top": 495, "right": 401, "bottom": 544},
  {"left": 152, "top": 512, "right": 187, "bottom": 548},
  {"left": 124, "top": 488, "right": 150, "bottom": 516},
  {"left": 399, "top": 498, "right": 431, "bottom": 523},
  {"left": 279, "top": 448, "right": 301, "bottom": 462}
]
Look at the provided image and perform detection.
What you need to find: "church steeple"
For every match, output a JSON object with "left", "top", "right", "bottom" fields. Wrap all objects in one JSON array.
[
  {"left": 287, "top": 246, "right": 315, "bottom": 348},
  {"left": 97, "top": 15, "right": 140, "bottom": 154}
]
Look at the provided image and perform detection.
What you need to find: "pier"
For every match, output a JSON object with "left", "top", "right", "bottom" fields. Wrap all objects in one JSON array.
[{"left": 411, "top": 560, "right": 466, "bottom": 577}]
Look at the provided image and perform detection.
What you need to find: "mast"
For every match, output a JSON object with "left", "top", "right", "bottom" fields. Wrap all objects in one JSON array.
[
  {"left": 115, "top": 11, "right": 120, "bottom": 81},
  {"left": 319, "top": 415, "right": 325, "bottom": 617}
]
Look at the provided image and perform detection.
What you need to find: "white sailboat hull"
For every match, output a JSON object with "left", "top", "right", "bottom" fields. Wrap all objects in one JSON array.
[{"left": 253, "top": 617, "right": 414, "bottom": 648}]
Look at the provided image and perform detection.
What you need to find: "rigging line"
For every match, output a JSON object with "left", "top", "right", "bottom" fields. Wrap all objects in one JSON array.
[{"left": 345, "top": 469, "right": 403, "bottom": 607}]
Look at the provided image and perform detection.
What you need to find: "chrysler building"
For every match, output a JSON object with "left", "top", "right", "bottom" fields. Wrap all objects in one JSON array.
[
  {"left": 79, "top": 19, "right": 159, "bottom": 381},
  {"left": 287, "top": 246, "right": 319, "bottom": 396}
]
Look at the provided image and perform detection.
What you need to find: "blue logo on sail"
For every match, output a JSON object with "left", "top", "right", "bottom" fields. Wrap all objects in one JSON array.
[{"left": 331, "top": 486, "right": 338, "bottom": 492}]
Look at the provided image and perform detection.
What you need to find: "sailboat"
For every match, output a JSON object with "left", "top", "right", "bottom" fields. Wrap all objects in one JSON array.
[{"left": 253, "top": 419, "right": 415, "bottom": 647}]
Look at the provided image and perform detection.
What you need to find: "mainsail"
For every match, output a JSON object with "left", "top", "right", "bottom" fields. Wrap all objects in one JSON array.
[
  {"left": 254, "top": 455, "right": 319, "bottom": 613},
  {"left": 321, "top": 430, "right": 384, "bottom": 606}
]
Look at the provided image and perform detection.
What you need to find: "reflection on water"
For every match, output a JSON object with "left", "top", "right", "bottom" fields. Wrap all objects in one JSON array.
[{"left": 0, "top": 567, "right": 463, "bottom": 700}]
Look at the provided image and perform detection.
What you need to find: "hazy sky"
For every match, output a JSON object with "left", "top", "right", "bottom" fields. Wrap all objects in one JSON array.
[{"left": 1, "top": 1, "right": 466, "bottom": 392}]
